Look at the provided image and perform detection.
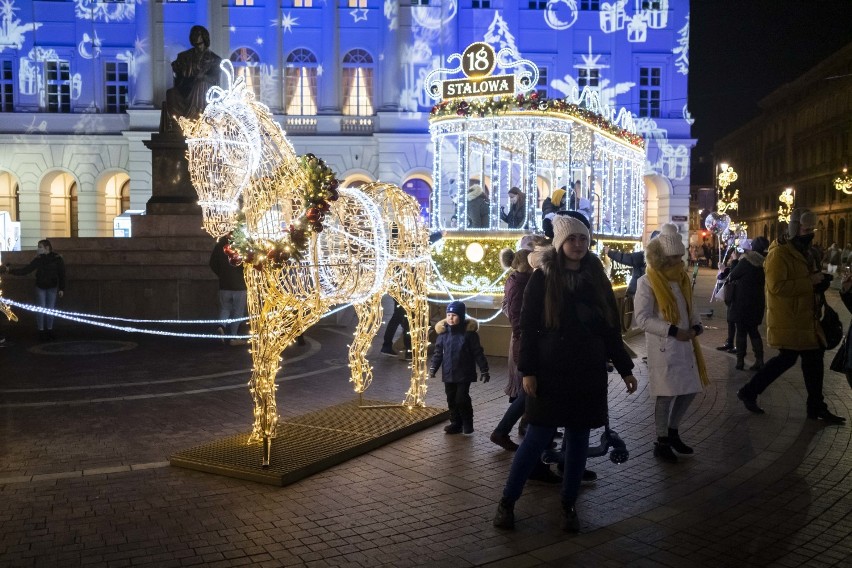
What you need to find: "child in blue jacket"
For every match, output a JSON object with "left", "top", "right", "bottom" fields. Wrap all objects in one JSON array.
[{"left": 430, "top": 301, "right": 490, "bottom": 435}]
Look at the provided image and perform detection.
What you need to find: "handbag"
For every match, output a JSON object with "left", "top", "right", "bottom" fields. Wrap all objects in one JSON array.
[
  {"left": 713, "top": 281, "right": 727, "bottom": 302},
  {"left": 829, "top": 334, "right": 848, "bottom": 372},
  {"left": 819, "top": 296, "right": 843, "bottom": 350}
]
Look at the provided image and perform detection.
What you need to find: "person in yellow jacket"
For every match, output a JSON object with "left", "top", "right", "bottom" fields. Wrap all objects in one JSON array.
[{"left": 737, "top": 208, "right": 845, "bottom": 424}]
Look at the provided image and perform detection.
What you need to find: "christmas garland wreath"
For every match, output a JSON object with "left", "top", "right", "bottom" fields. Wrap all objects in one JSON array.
[{"left": 223, "top": 153, "right": 340, "bottom": 269}]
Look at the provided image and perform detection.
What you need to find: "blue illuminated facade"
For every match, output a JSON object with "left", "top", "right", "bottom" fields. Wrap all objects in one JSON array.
[{"left": 0, "top": 0, "right": 692, "bottom": 245}]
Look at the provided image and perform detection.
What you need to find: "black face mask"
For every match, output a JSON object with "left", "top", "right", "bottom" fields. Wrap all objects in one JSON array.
[{"left": 793, "top": 233, "right": 815, "bottom": 247}]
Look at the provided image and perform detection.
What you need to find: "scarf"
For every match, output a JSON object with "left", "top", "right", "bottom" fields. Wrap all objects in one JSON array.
[{"left": 646, "top": 264, "right": 710, "bottom": 386}]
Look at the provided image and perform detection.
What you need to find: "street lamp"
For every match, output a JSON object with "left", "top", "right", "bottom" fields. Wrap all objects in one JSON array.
[
  {"left": 778, "top": 187, "right": 794, "bottom": 223},
  {"left": 834, "top": 167, "right": 852, "bottom": 194}
]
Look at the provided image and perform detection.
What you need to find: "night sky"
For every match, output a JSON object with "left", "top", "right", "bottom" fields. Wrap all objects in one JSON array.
[{"left": 689, "top": 0, "right": 852, "bottom": 185}]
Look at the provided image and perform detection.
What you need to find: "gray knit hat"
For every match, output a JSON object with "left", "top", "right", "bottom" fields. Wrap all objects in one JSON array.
[{"left": 787, "top": 208, "right": 817, "bottom": 238}]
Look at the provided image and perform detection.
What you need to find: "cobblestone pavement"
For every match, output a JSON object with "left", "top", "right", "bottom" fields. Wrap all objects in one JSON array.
[{"left": 1, "top": 267, "right": 850, "bottom": 567}]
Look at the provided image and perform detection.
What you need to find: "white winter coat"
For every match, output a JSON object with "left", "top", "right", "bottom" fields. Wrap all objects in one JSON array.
[{"left": 634, "top": 275, "right": 704, "bottom": 397}]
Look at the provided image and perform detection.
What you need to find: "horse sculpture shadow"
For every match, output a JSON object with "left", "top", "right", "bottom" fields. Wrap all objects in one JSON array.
[{"left": 181, "top": 61, "right": 432, "bottom": 465}]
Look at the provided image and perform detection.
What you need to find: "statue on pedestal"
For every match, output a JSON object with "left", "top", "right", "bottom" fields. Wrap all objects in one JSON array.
[{"left": 159, "top": 25, "right": 222, "bottom": 134}]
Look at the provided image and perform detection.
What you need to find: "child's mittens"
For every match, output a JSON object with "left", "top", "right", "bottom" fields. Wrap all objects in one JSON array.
[{"left": 480, "top": 372, "right": 490, "bottom": 383}]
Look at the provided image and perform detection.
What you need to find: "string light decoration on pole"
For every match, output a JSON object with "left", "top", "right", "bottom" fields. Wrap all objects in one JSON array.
[
  {"left": 834, "top": 167, "right": 852, "bottom": 194},
  {"left": 181, "top": 61, "right": 432, "bottom": 467},
  {"left": 778, "top": 187, "right": 795, "bottom": 223},
  {"left": 716, "top": 163, "right": 739, "bottom": 215}
]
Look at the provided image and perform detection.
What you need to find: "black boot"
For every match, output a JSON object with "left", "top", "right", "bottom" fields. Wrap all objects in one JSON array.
[
  {"left": 667, "top": 429, "right": 694, "bottom": 454},
  {"left": 561, "top": 503, "right": 580, "bottom": 533},
  {"left": 716, "top": 341, "right": 734, "bottom": 352},
  {"left": 735, "top": 354, "right": 745, "bottom": 370},
  {"left": 443, "top": 422, "right": 462, "bottom": 434},
  {"left": 654, "top": 437, "right": 678, "bottom": 463},
  {"left": 493, "top": 498, "right": 515, "bottom": 529},
  {"left": 737, "top": 388, "right": 765, "bottom": 414}
]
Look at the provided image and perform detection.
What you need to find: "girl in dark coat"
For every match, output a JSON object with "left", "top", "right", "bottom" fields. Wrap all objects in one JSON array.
[
  {"left": 1, "top": 239, "right": 65, "bottom": 341},
  {"left": 493, "top": 216, "right": 637, "bottom": 533},
  {"left": 429, "top": 301, "right": 490, "bottom": 435},
  {"left": 499, "top": 187, "right": 526, "bottom": 229},
  {"left": 728, "top": 237, "right": 769, "bottom": 370}
]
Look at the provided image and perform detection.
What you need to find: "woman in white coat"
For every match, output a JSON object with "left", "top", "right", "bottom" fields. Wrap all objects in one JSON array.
[{"left": 635, "top": 224, "right": 709, "bottom": 463}]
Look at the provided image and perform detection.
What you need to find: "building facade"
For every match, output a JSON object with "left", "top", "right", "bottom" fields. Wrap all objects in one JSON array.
[
  {"left": 714, "top": 41, "right": 852, "bottom": 249},
  {"left": 0, "top": 0, "right": 693, "bottom": 248}
]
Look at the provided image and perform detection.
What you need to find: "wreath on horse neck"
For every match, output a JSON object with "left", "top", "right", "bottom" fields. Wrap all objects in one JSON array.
[{"left": 223, "top": 153, "right": 340, "bottom": 269}]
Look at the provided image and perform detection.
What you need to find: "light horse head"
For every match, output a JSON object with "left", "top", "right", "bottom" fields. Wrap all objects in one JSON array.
[{"left": 180, "top": 60, "right": 262, "bottom": 238}]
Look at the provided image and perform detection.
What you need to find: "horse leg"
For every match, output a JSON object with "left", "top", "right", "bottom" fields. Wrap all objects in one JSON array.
[
  {"left": 350, "top": 294, "right": 384, "bottom": 400},
  {"left": 395, "top": 277, "right": 430, "bottom": 408},
  {"left": 247, "top": 330, "right": 283, "bottom": 466}
]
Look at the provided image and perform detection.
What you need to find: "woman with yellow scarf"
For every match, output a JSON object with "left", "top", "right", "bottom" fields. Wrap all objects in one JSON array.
[{"left": 635, "top": 224, "right": 709, "bottom": 463}]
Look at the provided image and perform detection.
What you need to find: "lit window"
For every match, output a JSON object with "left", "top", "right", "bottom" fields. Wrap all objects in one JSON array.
[
  {"left": 45, "top": 60, "right": 71, "bottom": 113},
  {"left": 536, "top": 66, "right": 547, "bottom": 98},
  {"left": 235, "top": 0, "right": 255, "bottom": 5},
  {"left": 580, "top": 0, "right": 600, "bottom": 9},
  {"left": 0, "top": 60, "right": 13, "bottom": 112},
  {"left": 472, "top": 0, "right": 491, "bottom": 8},
  {"left": 230, "top": 47, "right": 261, "bottom": 102},
  {"left": 578, "top": 68, "right": 599, "bottom": 88},
  {"left": 294, "top": 0, "right": 313, "bottom": 6},
  {"left": 348, "top": 0, "right": 366, "bottom": 6},
  {"left": 342, "top": 49, "right": 374, "bottom": 116},
  {"left": 104, "top": 61, "right": 129, "bottom": 113},
  {"left": 639, "top": 66, "right": 661, "bottom": 118},
  {"left": 285, "top": 48, "right": 318, "bottom": 115}
]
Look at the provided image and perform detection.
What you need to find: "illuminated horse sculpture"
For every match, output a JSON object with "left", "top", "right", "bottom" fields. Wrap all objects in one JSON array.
[{"left": 180, "top": 62, "right": 431, "bottom": 465}]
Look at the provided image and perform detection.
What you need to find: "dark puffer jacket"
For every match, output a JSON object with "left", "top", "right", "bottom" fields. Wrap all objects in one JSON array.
[
  {"left": 518, "top": 250, "right": 634, "bottom": 429},
  {"left": 430, "top": 318, "right": 489, "bottom": 383},
  {"left": 10, "top": 252, "right": 66, "bottom": 291},
  {"left": 727, "top": 250, "right": 766, "bottom": 327},
  {"left": 606, "top": 249, "right": 645, "bottom": 297}
]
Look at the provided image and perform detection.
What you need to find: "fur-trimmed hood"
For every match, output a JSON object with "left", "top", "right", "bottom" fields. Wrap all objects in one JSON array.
[
  {"left": 740, "top": 250, "right": 766, "bottom": 267},
  {"left": 467, "top": 184, "right": 485, "bottom": 201},
  {"left": 435, "top": 317, "right": 479, "bottom": 334}
]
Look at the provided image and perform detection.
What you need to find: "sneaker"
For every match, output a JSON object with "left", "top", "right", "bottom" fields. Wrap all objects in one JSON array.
[
  {"left": 380, "top": 346, "right": 397, "bottom": 357},
  {"left": 807, "top": 409, "right": 846, "bottom": 424},
  {"left": 489, "top": 432, "right": 519, "bottom": 451},
  {"left": 443, "top": 423, "right": 463, "bottom": 435},
  {"left": 528, "top": 466, "right": 562, "bottom": 484},
  {"left": 462, "top": 422, "right": 474, "bottom": 436},
  {"left": 581, "top": 469, "right": 597, "bottom": 484},
  {"left": 493, "top": 499, "right": 515, "bottom": 529},
  {"left": 561, "top": 504, "right": 580, "bottom": 533},
  {"left": 737, "top": 388, "right": 765, "bottom": 414}
]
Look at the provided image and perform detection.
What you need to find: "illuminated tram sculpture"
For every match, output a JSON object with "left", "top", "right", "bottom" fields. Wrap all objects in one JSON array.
[{"left": 425, "top": 43, "right": 647, "bottom": 302}]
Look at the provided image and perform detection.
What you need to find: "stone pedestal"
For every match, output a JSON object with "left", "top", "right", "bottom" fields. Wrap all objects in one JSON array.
[{"left": 143, "top": 133, "right": 201, "bottom": 216}]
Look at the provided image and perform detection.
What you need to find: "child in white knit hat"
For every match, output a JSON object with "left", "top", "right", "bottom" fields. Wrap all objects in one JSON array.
[{"left": 634, "top": 224, "right": 708, "bottom": 463}]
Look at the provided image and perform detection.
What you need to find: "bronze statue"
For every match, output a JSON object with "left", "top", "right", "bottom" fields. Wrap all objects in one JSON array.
[{"left": 160, "top": 25, "right": 222, "bottom": 134}]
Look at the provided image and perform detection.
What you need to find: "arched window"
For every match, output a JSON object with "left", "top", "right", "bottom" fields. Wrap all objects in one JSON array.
[
  {"left": 342, "top": 49, "right": 374, "bottom": 116},
  {"left": 120, "top": 179, "right": 130, "bottom": 214},
  {"left": 285, "top": 48, "right": 318, "bottom": 115},
  {"left": 230, "top": 47, "right": 261, "bottom": 101}
]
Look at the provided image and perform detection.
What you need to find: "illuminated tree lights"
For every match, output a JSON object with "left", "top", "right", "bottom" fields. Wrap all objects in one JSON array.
[
  {"left": 834, "top": 168, "right": 852, "bottom": 195},
  {"left": 183, "top": 61, "right": 432, "bottom": 466},
  {"left": 430, "top": 93, "right": 646, "bottom": 149}
]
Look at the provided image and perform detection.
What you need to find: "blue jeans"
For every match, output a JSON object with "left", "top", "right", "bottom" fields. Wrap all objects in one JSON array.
[
  {"left": 494, "top": 391, "right": 525, "bottom": 436},
  {"left": 35, "top": 287, "right": 58, "bottom": 330},
  {"left": 218, "top": 290, "right": 247, "bottom": 335},
  {"left": 502, "top": 424, "right": 590, "bottom": 507}
]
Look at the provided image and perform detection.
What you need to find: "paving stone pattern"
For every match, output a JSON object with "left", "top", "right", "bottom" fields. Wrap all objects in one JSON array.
[{"left": 0, "top": 268, "right": 850, "bottom": 567}]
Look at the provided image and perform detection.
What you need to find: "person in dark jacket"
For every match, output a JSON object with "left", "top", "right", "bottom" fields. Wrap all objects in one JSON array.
[
  {"left": 500, "top": 187, "right": 526, "bottom": 229},
  {"left": 490, "top": 247, "right": 533, "bottom": 451},
  {"left": 466, "top": 184, "right": 490, "bottom": 229},
  {"left": 493, "top": 216, "right": 637, "bottom": 533},
  {"left": 728, "top": 237, "right": 769, "bottom": 370},
  {"left": 1, "top": 239, "right": 65, "bottom": 341},
  {"left": 715, "top": 249, "right": 740, "bottom": 352},
  {"left": 429, "top": 301, "right": 489, "bottom": 435},
  {"left": 604, "top": 230, "right": 661, "bottom": 298},
  {"left": 209, "top": 235, "right": 248, "bottom": 346},
  {"left": 541, "top": 188, "right": 566, "bottom": 239}
]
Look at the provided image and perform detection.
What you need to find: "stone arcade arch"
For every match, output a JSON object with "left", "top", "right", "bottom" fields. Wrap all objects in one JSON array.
[
  {"left": 101, "top": 171, "right": 131, "bottom": 234},
  {"left": 39, "top": 171, "right": 79, "bottom": 239},
  {"left": 0, "top": 171, "right": 20, "bottom": 221}
]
